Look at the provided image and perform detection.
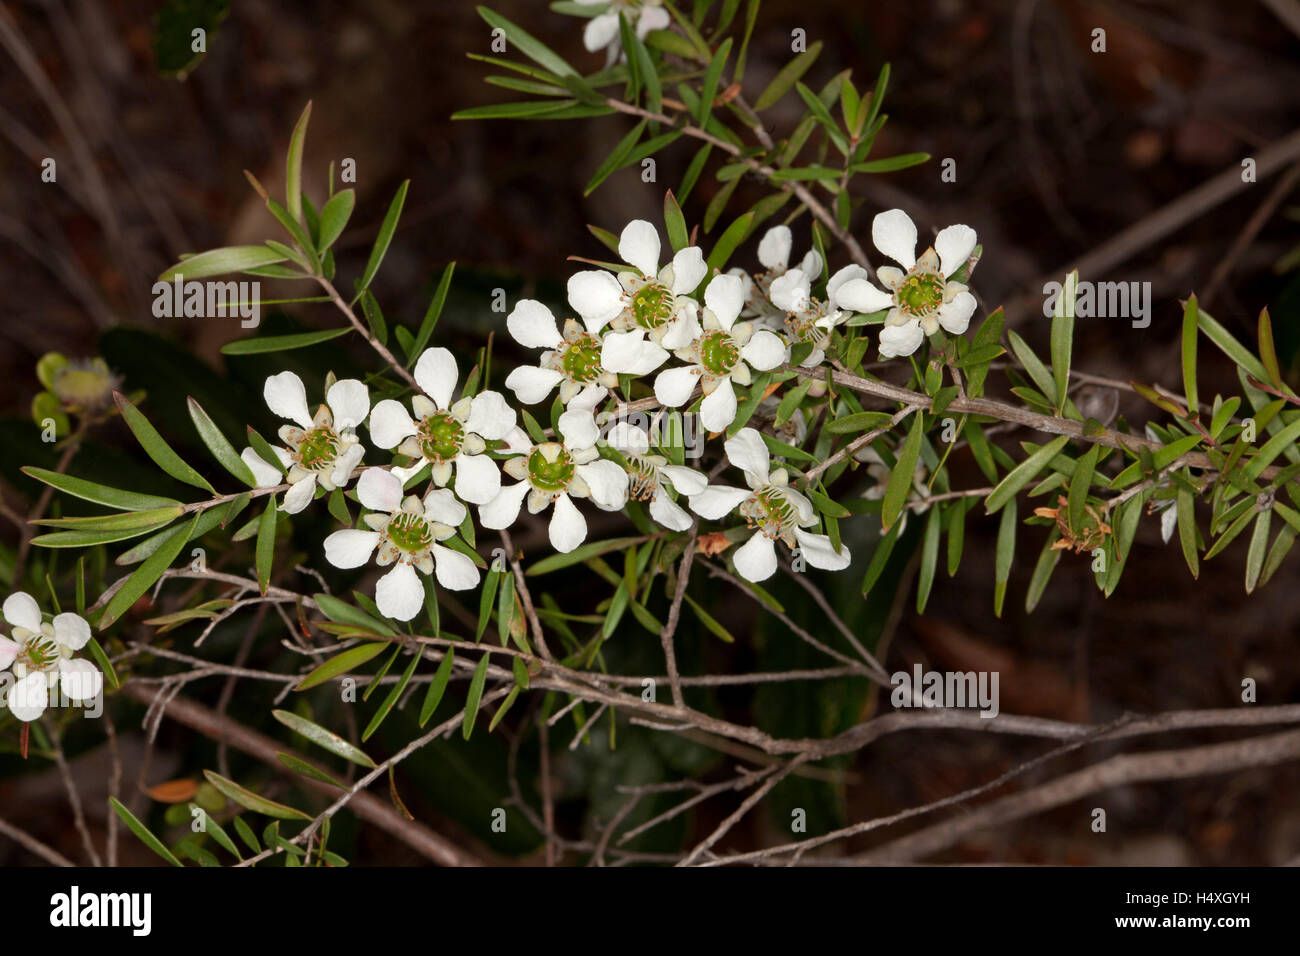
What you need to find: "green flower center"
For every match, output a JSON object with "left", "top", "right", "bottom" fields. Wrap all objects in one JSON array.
[
  {"left": 698, "top": 330, "right": 740, "bottom": 376},
  {"left": 386, "top": 512, "right": 433, "bottom": 553},
  {"left": 295, "top": 425, "right": 340, "bottom": 471},
  {"left": 630, "top": 283, "right": 673, "bottom": 330},
  {"left": 561, "top": 334, "right": 604, "bottom": 384},
  {"left": 741, "top": 488, "right": 798, "bottom": 537},
  {"left": 896, "top": 271, "right": 944, "bottom": 316},
  {"left": 417, "top": 411, "right": 465, "bottom": 463},
  {"left": 527, "top": 446, "right": 576, "bottom": 492},
  {"left": 21, "top": 636, "right": 59, "bottom": 672}
]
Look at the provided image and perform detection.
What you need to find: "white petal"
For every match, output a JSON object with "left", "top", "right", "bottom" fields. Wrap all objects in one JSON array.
[
  {"left": 1161, "top": 502, "right": 1178, "bottom": 544},
  {"left": 800, "top": 249, "right": 824, "bottom": 278},
  {"left": 872, "top": 208, "right": 918, "bottom": 270},
  {"left": 376, "top": 563, "right": 425, "bottom": 622},
  {"left": 704, "top": 272, "right": 745, "bottom": 330},
  {"left": 602, "top": 330, "right": 669, "bottom": 375},
  {"left": 689, "top": 485, "right": 750, "bottom": 519},
  {"left": 619, "top": 219, "right": 661, "bottom": 277},
  {"left": 503, "top": 426, "right": 534, "bottom": 455},
  {"left": 58, "top": 657, "right": 102, "bottom": 702},
  {"left": 661, "top": 300, "right": 701, "bottom": 350},
  {"left": 669, "top": 247, "right": 707, "bottom": 295},
  {"left": 368, "top": 399, "right": 418, "bottom": 449},
  {"left": 414, "top": 347, "right": 459, "bottom": 410},
  {"left": 660, "top": 465, "right": 707, "bottom": 496},
  {"left": 52, "top": 612, "right": 90, "bottom": 651},
  {"left": 937, "top": 291, "right": 976, "bottom": 335},
  {"left": 567, "top": 271, "right": 624, "bottom": 333},
  {"left": 324, "top": 529, "right": 380, "bottom": 568},
  {"left": 733, "top": 532, "right": 778, "bottom": 582},
  {"left": 331, "top": 443, "right": 365, "bottom": 488},
  {"left": 505, "top": 365, "right": 564, "bottom": 405},
  {"left": 423, "top": 486, "right": 467, "bottom": 526},
  {"left": 794, "top": 527, "right": 852, "bottom": 570},
  {"left": 577, "top": 459, "right": 629, "bottom": 510},
  {"left": 568, "top": 383, "right": 608, "bottom": 414},
  {"left": 452, "top": 453, "right": 502, "bottom": 505},
  {"left": 0, "top": 637, "right": 19, "bottom": 671},
  {"left": 832, "top": 277, "right": 894, "bottom": 314},
  {"left": 558, "top": 407, "right": 600, "bottom": 450},
  {"left": 700, "top": 379, "right": 738, "bottom": 432},
  {"left": 636, "top": 4, "right": 670, "bottom": 34},
  {"left": 264, "top": 371, "right": 313, "bottom": 428},
  {"left": 479, "top": 481, "right": 530, "bottom": 529},
  {"left": 466, "top": 390, "right": 516, "bottom": 440},
  {"left": 740, "top": 330, "right": 787, "bottom": 371},
  {"left": 507, "top": 299, "right": 564, "bottom": 350},
  {"left": 281, "top": 474, "right": 318, "bottom": 514},
  {"left": 758, "top": 225, "right": 792, "bottom": 271},
  {"left": 9, "top": 671, "right": 49, "bottom": 722},
  {"left": 826, "top": 264, "right": 868, "bottom": 302},
  {"left": 326, "top": 378, "right": 370, "bottom": 430},
  {"left": 878, "top": 321, "right": 926, "bottom": 358},
  {"left": 358, "top": 467, "right": 403, "bottom": 512},
  {"left": 768, "top": 269, "right": 810, "bottom": 314},
  {"left": 242, "top": 447, "right": 284, "bottom": 488},
  {"left": 607, "top": 421, "right": 651, "bottom": 456},
  {"left": 649, "top": 488, "right": 692, "bottom": 531},
  {"left": 432, "top": 543, "right": 480, "bottom": 591},
  {"left": 3, "top": 591, "right": 42, "bottom": 632},
  {"left": 935, "top": 223, "right": 978, "bottom": 278},
  {"left": 654, "top": 365, "right": 698, "bottom": 407},
  {"left": 548, "top": 493, "right": 588, "bottom": 552},
  {"left": 724, "top": 427, "right": 771, "bottom": 482},
  {"left": 583, "top": 11, "right": 620, "bottom": 51}
]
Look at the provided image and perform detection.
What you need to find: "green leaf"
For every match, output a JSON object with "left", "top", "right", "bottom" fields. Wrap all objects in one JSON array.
[
  {"left": 159, "top": 245, "right": 288, "bottom": 282},
  {"left": 1244, "top": 415, "right": 1300, "bottom": 482},
  {"left": 1181, "top": 295, "right": 1199, "bottom": 415},
  {"left": 313, "top": 593, "right": 396, "bottom": 636},
  {"left": 682, "top": 593, "right": 735, "bottom": 642},
  {"left": 527, "top": 536, "right": 645, "bottom": 574},
  {"left": 1245, "top": 508, "right": 1271, "bottom": 594},
  {"left": 221, "top": 327, "right": 351, "bottom": 355},
  {"left": 114, "top": 394, "right": 214, "bottom": 492},
  {"left": 1050, "top": 271, "right": 1076, "bottom": 411},
  {"left": 462, "top": 654, "right": 491, "bottom": 740},
  {"left": 706, "top": 210, "right": 755, "bottom": 272},
  {"left": 295, "top": 641, "right": 388, "bottom": 691},
  {"left": 408, "top": 262, "right": 457, "bottom": 365},
  {"left": 357, "top": 180, "right": 410, "bottom": 293},
  {"left": 203, "top": 770, "right": 310, "bottom": 821},
  {"left": 916, "top": 505, "right": 941, "bottom": 613},
  {"left": 363, "top": 647, "right": 421, "bottom": 741},
  {"left": 753, "top": 40, "right": 823, "bottom": 110},
  {"left": 1066, "top": 443, "right": 1100, "bottom": 533},
  {"left": 276, "top": 753, "right": 343, "bottom": 789},
  {"left": 985, "top": 436, "right": 1071, "bottom": 515},
  {"left": 1006, "top": 330, "right": 1057, "bottom": 408},
  {"left": 101, "top": 515, "right": 199, "bottom": 628},
  {"left": 285, "top": 102, "right": 311, "bottom": 229},
  {"left": 109, "top": 797, "right": 183, "bottom": 867},
  {"left": 35, "top": 507, "right": 183, "bottom": 532},
  {"left": 451, "top": 99, "right": 582, "bottom": 120},
  {"left": 272, "top": 710, "right": 376, "bottom": 768},
  {"left": 696, "top": 37, "right": 732, "bottom": 126},
  {"left": 850, "top": 153, "right": 930, "bottom": 173},
  {"left": 188, "top": 397, "right": 256, "bottom": 487},
  {"left": 317, "top": 188, "right": 356, "bottom": 252},
  {"left": 477, "top": 6, "right": 575, "bottom": 77},
  {"left": 824, "top": 411, "right": 895, "bottom": 434},
  {"left": 663, "top": 189, "right": 689, "bottom": 253},
  {"left": 255, "top": 497, "right": 277, "bottom": 595},
  {"left": 1177, "top": 487, "right": 1200, "bottom": 579},
  {"left": 1197, "top": 306, "right": 1271, "bottom": 383},
  {"left": 584, "top": 118, "right": 646, "bottom": 195},
  {"left": 419, "top": 648, "right": 456, "bottom": 727},
  {"left": 994, "top": 498, "right": 1017, "bottom": 617},
  {"left": 882, "top": 413, "right": 923, "bottom": 532}
]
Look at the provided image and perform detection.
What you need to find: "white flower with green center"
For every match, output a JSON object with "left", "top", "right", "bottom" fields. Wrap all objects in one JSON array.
[
  {"left": 368, "top": 347, "right": 517, "bottom": 506},
  {"left": 688, "top": 428, "right": 851, "bottom": 582},
  {"left": 240, "top": 371, "right": 369, "bottom": 514},
  {"left": 605, "top": 421, "right": 707, "bottom": 531},
  {"left": 652, "top": 273, "right": 787, "bottom": 433},
  {"left": 831, "top": 208, "right": 978, "bottom": 359},
  {"left": 731, "top": 225, "right": 824, "bottom": 323},
  {"left": 479, "top": 391, "right": 629, "bottom": 553},
  {"left": 570, "top": 219, "right": 707, "bottom": 355},
  {"left": 767, "top": 263, "right": 869, "bottom": 367},
  {"left": 575, "top": 0, "right": 670, "bottom": 64},
  {"left": 505, "top": 298, "right": 630, "bottom": 405},
  {"left": 0, "top": 592, "right": 101, "bottom": 722},
  {"left": 324, "top": 469, "right": 480, "bottom": 621}
]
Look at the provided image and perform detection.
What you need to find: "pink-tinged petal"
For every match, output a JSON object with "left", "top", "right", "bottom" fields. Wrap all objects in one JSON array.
[
  {"left": 452, "top": 453, "right": 501, "bottom": 505},
  {"left": 466, "top": 390, "right": 516, "bottom": 440},
  {"left": 376, "top": 563, "right": 424, "bottom": 622},
  {"left": 479, "top": 481, "right": 530, "bottom": 530},
  {"left": 937, "top": 291, "right": 976, "bottom": 335},
  {"left": 724, "top": 427, "right": 771, "bottom": 483},
  {"left": 654, "top": 366, "right": 698, "bottom": 407},
  {"left": 740, "top": 330, "right": 786, "bottom": 371},
  {"left": 324, "top": 529, "right": 380, "bottom": 569},
  {"left": 414, "top": 347, "right": 459, "bottom": 410},
  {"left": 9, "top": 671, "right": 49, "bottom": 721},
  {"left": 505, "top": 365, "right": 564, "bottom": 405},
  {"left": 357, "top": 467, "right": 402, "bottom": 512},
  {"left": 368, "top": 399, "right": 417, "bottom": 449},
  {"left": 704, "top": 272, "right": 745, "bottom": 329},
  {"left": 935, "top": 223, "right": 977, "bottom": 278},
  {"left": 648, "top": 488, "right": 692, "bottom": 531},
  {"left": 423, "top": 486, "right": 467, "bottom": 526},
  {"left": 548, "top": 493, "right": 588, "bottom": 553},
  {"left": 281, "top": 474, "right": 318, "bottom": 514},
  {"left": 601, "top": 330, "right": 669, "bottom": 375},
  {"left": 431, "top": 543, "right": 480, "bottom": 591},
  {"left": 326, "top": 378, "right": 370, "bottom": 430},
  {"left": 669, "top": 247, "right": 707, "bottom": 295},
  {"left": 758, "top": 225, "right": 793, "bottom": 271},
  {"left": 872, "top": 208, "right": 918, "bottom": 270},
  {"left": 0, "top": 637, "right": 20, "bottom": 670},
  {"left": 264, "top": 371, "right": 313, "bottom": 428},
  {"left": 566, "top": 271, "right": 624, "bottom": 333},
  {"left": 3, "top": 591, "right": 42, "bottom": 632},
  {"left": 507, "top": 299, "right": 564, "bottom": 349},
  {"left": 576, "top": 459, "right": 629, "bottom": 511},
  {"left": 793, "top": 528, "right": 852, "bottom": 570},
  {"left": 831, "top": 277, "right": 894, "bottom": 314},
  {"left": 52, "top": 612, "right": 90, "bottom": 651},
  {"left": 618, "top": 219, "right": 661, "bottom": 277},
  {"left": 58, "top": 657, "right": 102, "bottom": 702},
  {"left": 733, "top": 532, "right": 778, "bottom": 582},
  {"left": 700, "top": 379, "right": 738, "bottom": 432},
  {"left": 688, "top": 485, "right": 750, "bottom": 519}
]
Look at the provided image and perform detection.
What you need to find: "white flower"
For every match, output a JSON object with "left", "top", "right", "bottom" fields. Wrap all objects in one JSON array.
[
  {"left": 479, "top": 387, "right": 629, "bottom": 553},
  {"left": 606, "top": 421, "right": 707, "bottom": 531},
  {"left": 576, "top": 0, "right": 670, "bottom": 64},
  {"left": 240, "top": 371, "right": 369, "bottom": 514},
  {"left": 505, "top": 298, "right": 626, "bottom": 405},
  {"left": 768, "top": 263, "right": 869, "bottom": 367},
  {"left": 831, "top": 208, "right": 978, "bottom": 359},
  {"left": 368, "top": 348, "right": 517, "bottom": 506},
  {"left": 653, "top": 273, "right": 786, "bottom": 433},
  {"left": 0, "top": 592, "right": 101, "bottom": 722},
  {"left": 688, "top": 428, "right": 851, "bottom": 582},
  {"left": 323, "top": 469, "right": 480, "bottom": 621},
  {"left": 731, "top": 224, "right": 824, "bottom": 322},
  {"left": 570, "top": 219, "right": 707, "bottom": 354}
]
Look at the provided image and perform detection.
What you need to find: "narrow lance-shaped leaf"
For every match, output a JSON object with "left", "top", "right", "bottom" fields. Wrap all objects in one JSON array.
[
  {"left": 114, "top": 393, "right": 214, "bottom": 493},
  {"left": 882, "top": 412, "right": 923, "bottom": 532},
  {"left": 188, "top": 397, "right": 257, "bottom": 487}
]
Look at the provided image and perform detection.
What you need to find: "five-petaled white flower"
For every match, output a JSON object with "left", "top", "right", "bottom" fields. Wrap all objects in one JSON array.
[
  {"left": 688, "top": 428, "right": 851, "bottom": 582},
  {"left": 575, "top": 0, "right": 670, "bottom": 65},
  {"left": 571, "top": 219, "right": 707, "bottom": 358},
  {"left": 732, "top": 225, "right": 824, "bottom": 322},
  {"left": 767, "top": 263, "right": 869, "bottom": 367},
  {"left": 0, "top": 592, "right": 101, "bottom": 722},
  {"left": 831, "top": 209, "right": 977, "bottom": 359},
  {"left": 505, "top": 297, "right": 625, "bottom": 405},
  {"left": 368, "top": 347, "right": 517, "bottom": 505},
  {"left": 324, "top": 469, "right": 480, "bottom": 621},
  {"left": 479, "top": 387, "right": 629, "bottom": 553},
  {"left": 653, "top": 273, "right": 786, "bottom": 433},
  {"left": 241, "top": 371, "right": 369, "bottom": 514},
  {"left": 606, "top": 421, "right": 707, "bottom": 531}
]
